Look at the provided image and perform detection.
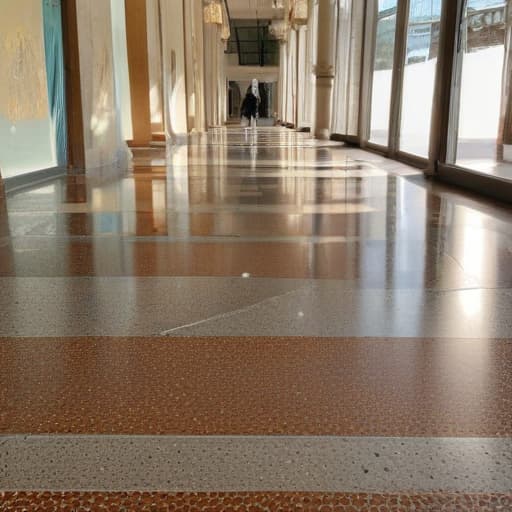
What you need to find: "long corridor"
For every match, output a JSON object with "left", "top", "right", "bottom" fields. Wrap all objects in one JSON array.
[{"left": 1, "top": 128, "right": 512, "bottom": 510}]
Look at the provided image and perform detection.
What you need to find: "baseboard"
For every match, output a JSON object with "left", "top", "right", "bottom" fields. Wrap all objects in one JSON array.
[
  {"left": 152, "top": 132, "right": 166, "bottom": 142},
  {"left": 4, "top": 167, "right": 65, "bottom": 195},
  {"left": 330, "top": 133, "right": 359, "bottom": 145},
  {"left": 437, "top": 163, "right": 512, "bottom": 204}
]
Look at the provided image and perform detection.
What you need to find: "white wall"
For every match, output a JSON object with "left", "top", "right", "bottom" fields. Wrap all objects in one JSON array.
[
  {"left": 0, "top": 0, "right": 55, "bottom": 178},
  {"left": 77, "top": 0, "right": 126, "bottom": 169}
]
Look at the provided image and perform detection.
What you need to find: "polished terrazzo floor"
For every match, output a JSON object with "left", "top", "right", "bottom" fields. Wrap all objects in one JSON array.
[{"left": 1, "top": 128, "right": 512, "bottom": 511}]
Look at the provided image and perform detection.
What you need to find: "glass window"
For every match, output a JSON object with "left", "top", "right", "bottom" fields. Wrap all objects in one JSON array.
[
  {"left": 369, "top": 0, "right": 398, "bottom": 146},
  {"left": 399, "top": 0, "right": 443, "bottom": 157},
  {"left": 450, "top": 0, "right": 509, "bottom": 179}
]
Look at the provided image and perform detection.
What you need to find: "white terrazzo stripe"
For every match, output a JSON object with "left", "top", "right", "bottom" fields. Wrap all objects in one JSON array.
[
  {"left": 0, "top": 277, "right": 511, "bottom": 337},
  {"left": 0, "top": 436, "right": 511, "bottom": 493}
]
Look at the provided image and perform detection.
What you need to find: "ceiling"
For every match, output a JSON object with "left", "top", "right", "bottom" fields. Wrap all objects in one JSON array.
[{"left": 226, "top": 0, "right": 284, "bottom": 19}]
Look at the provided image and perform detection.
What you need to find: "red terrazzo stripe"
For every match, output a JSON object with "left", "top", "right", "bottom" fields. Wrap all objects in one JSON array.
[{"left": 1, "top": 492, "right": 512, "bottom": 512}]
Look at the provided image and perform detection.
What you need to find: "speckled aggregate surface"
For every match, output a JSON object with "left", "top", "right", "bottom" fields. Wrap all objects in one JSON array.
[
  {"left": 2, "top": 127, "right": 512, "bottom": 504},
  {"left": 1, "top": 436, "right": 512, "bottom": 492},
  {"left": 0, "top": 277, "right": 302, "bottom": 337},
  {"left": 1, "top": 278, "right": 512, "bottom": 337},
  {"left": 1, "top": 336, "right": 512, "bottom": 437},
  {"left": 165, "top": 286, "right": 512, "bottom": 338},
  {"left": 1, "top": 491, "right": 512, "bottom": 511}
]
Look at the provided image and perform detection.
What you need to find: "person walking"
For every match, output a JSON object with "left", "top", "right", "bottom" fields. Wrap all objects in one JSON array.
[{"left": 240, "top": 79, "right": 260, "bottom": 129}]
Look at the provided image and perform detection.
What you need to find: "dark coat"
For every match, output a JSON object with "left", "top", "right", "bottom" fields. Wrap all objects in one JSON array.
[{"left": 241, "top": 92, "right": 259, "bottom": 119}]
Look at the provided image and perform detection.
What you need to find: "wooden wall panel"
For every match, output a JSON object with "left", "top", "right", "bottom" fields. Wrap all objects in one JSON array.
[
  {"left": 61, "top": 0, "right": 86, "bottom": 170},
  {"left": 125, "top": 0, "right": 152, "bottom": 146}
]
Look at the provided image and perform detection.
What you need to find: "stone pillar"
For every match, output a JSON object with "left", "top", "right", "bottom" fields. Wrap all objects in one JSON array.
[
  {"left": 286, "top": 28, "right": 298, "bottom": 127},
  {"left": 278, "top": 41, "right": 288, "bottom": 123},
  {"left": 219, "top": 39, "right": 227, "bottom": 125},
  {"left": 296, "top": 25, "right": 308, "bottom": 129},
  {"left": 184, "top": 0, "right": 206, "bottom": 132},
  {"left": 204, "top": 23, "right": 222, "bottom": 127},
  {"left": 313, "top": 0, "right": 337, "bottom": 140},
  {"left": 159, "top": 0, "right": 188, "bottom": 137}
]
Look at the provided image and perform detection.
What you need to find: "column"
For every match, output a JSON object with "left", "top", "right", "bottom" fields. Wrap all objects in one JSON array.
[
  {"left": 159, "top": 0, "right": 188, "bottom": 138},
  {"left": 204, "top": 23, "right": 219, "bottom": 127},
  {"left": 296, "top": 25, "right": 308, "bottom": 129},
  {"left": 302, "top": 0, "right": 318, "bottom": 129},
  {"left": 204, "top": 22, "right": 225, "bottom": 128},
  {"left": 219, "top": 38, "right": 227, "bottom": 125},
  {"left": 312, "top": 0, "right": 338, "bottom": 140},
  {"left": 278, "top": 41, "right": 288, "bottom": 123},
  {"left": 184, "top": 0, "right": 206, "bottom": 133},
  {"left": 76, "top": 0, "right": 126, "bottom": 168},
  {"left": 286, "top": 29, "right": 298, "bottom": 127}
]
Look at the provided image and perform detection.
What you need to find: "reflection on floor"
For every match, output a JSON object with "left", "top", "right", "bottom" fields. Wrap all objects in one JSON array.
[{"left": 1, "top": 128, "right": 511, "bottom": 511}]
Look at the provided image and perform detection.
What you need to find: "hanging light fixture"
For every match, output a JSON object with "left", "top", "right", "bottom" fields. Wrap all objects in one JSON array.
[
  {"left": 220, "top": 2, "right": 231, "bottom": 41},
  {"left": 221, "top": 23, "right": 231, "bottom": 41},
  {"left": 203, "top": 0, "right": 223, "bottom": 24},
  {"left": 291, "top": 0, "right": 308, "bottom": 25},
  {"left": 269, "top": 19, "right": 288, "bottom": 40}
]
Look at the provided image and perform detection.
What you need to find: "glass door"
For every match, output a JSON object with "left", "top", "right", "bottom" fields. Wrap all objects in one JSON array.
[
  {"left": 399, "top": 0, "right": 443, "bottom": 157},
  {"left": 368, "top": 0, "right": 399, "bottom": 147},
  {"left": 448, "top": 0, "right": 510, "bottom": 180}
]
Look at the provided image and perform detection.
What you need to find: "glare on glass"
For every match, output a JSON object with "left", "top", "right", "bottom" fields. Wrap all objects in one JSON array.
[
  {"left": 399, "top": 0, "right": 443, "bottom": 157},
  {"left": 369, "top": 0, "right": 398, "bottom": 147}
]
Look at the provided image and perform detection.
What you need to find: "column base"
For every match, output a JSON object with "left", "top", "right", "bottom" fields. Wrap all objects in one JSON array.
[
  {"left": 313, "top": 75, "right": 334, "bottom": 141},
  {"left": 314, "top": 128, "right": 331, "bottom": 140}
]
